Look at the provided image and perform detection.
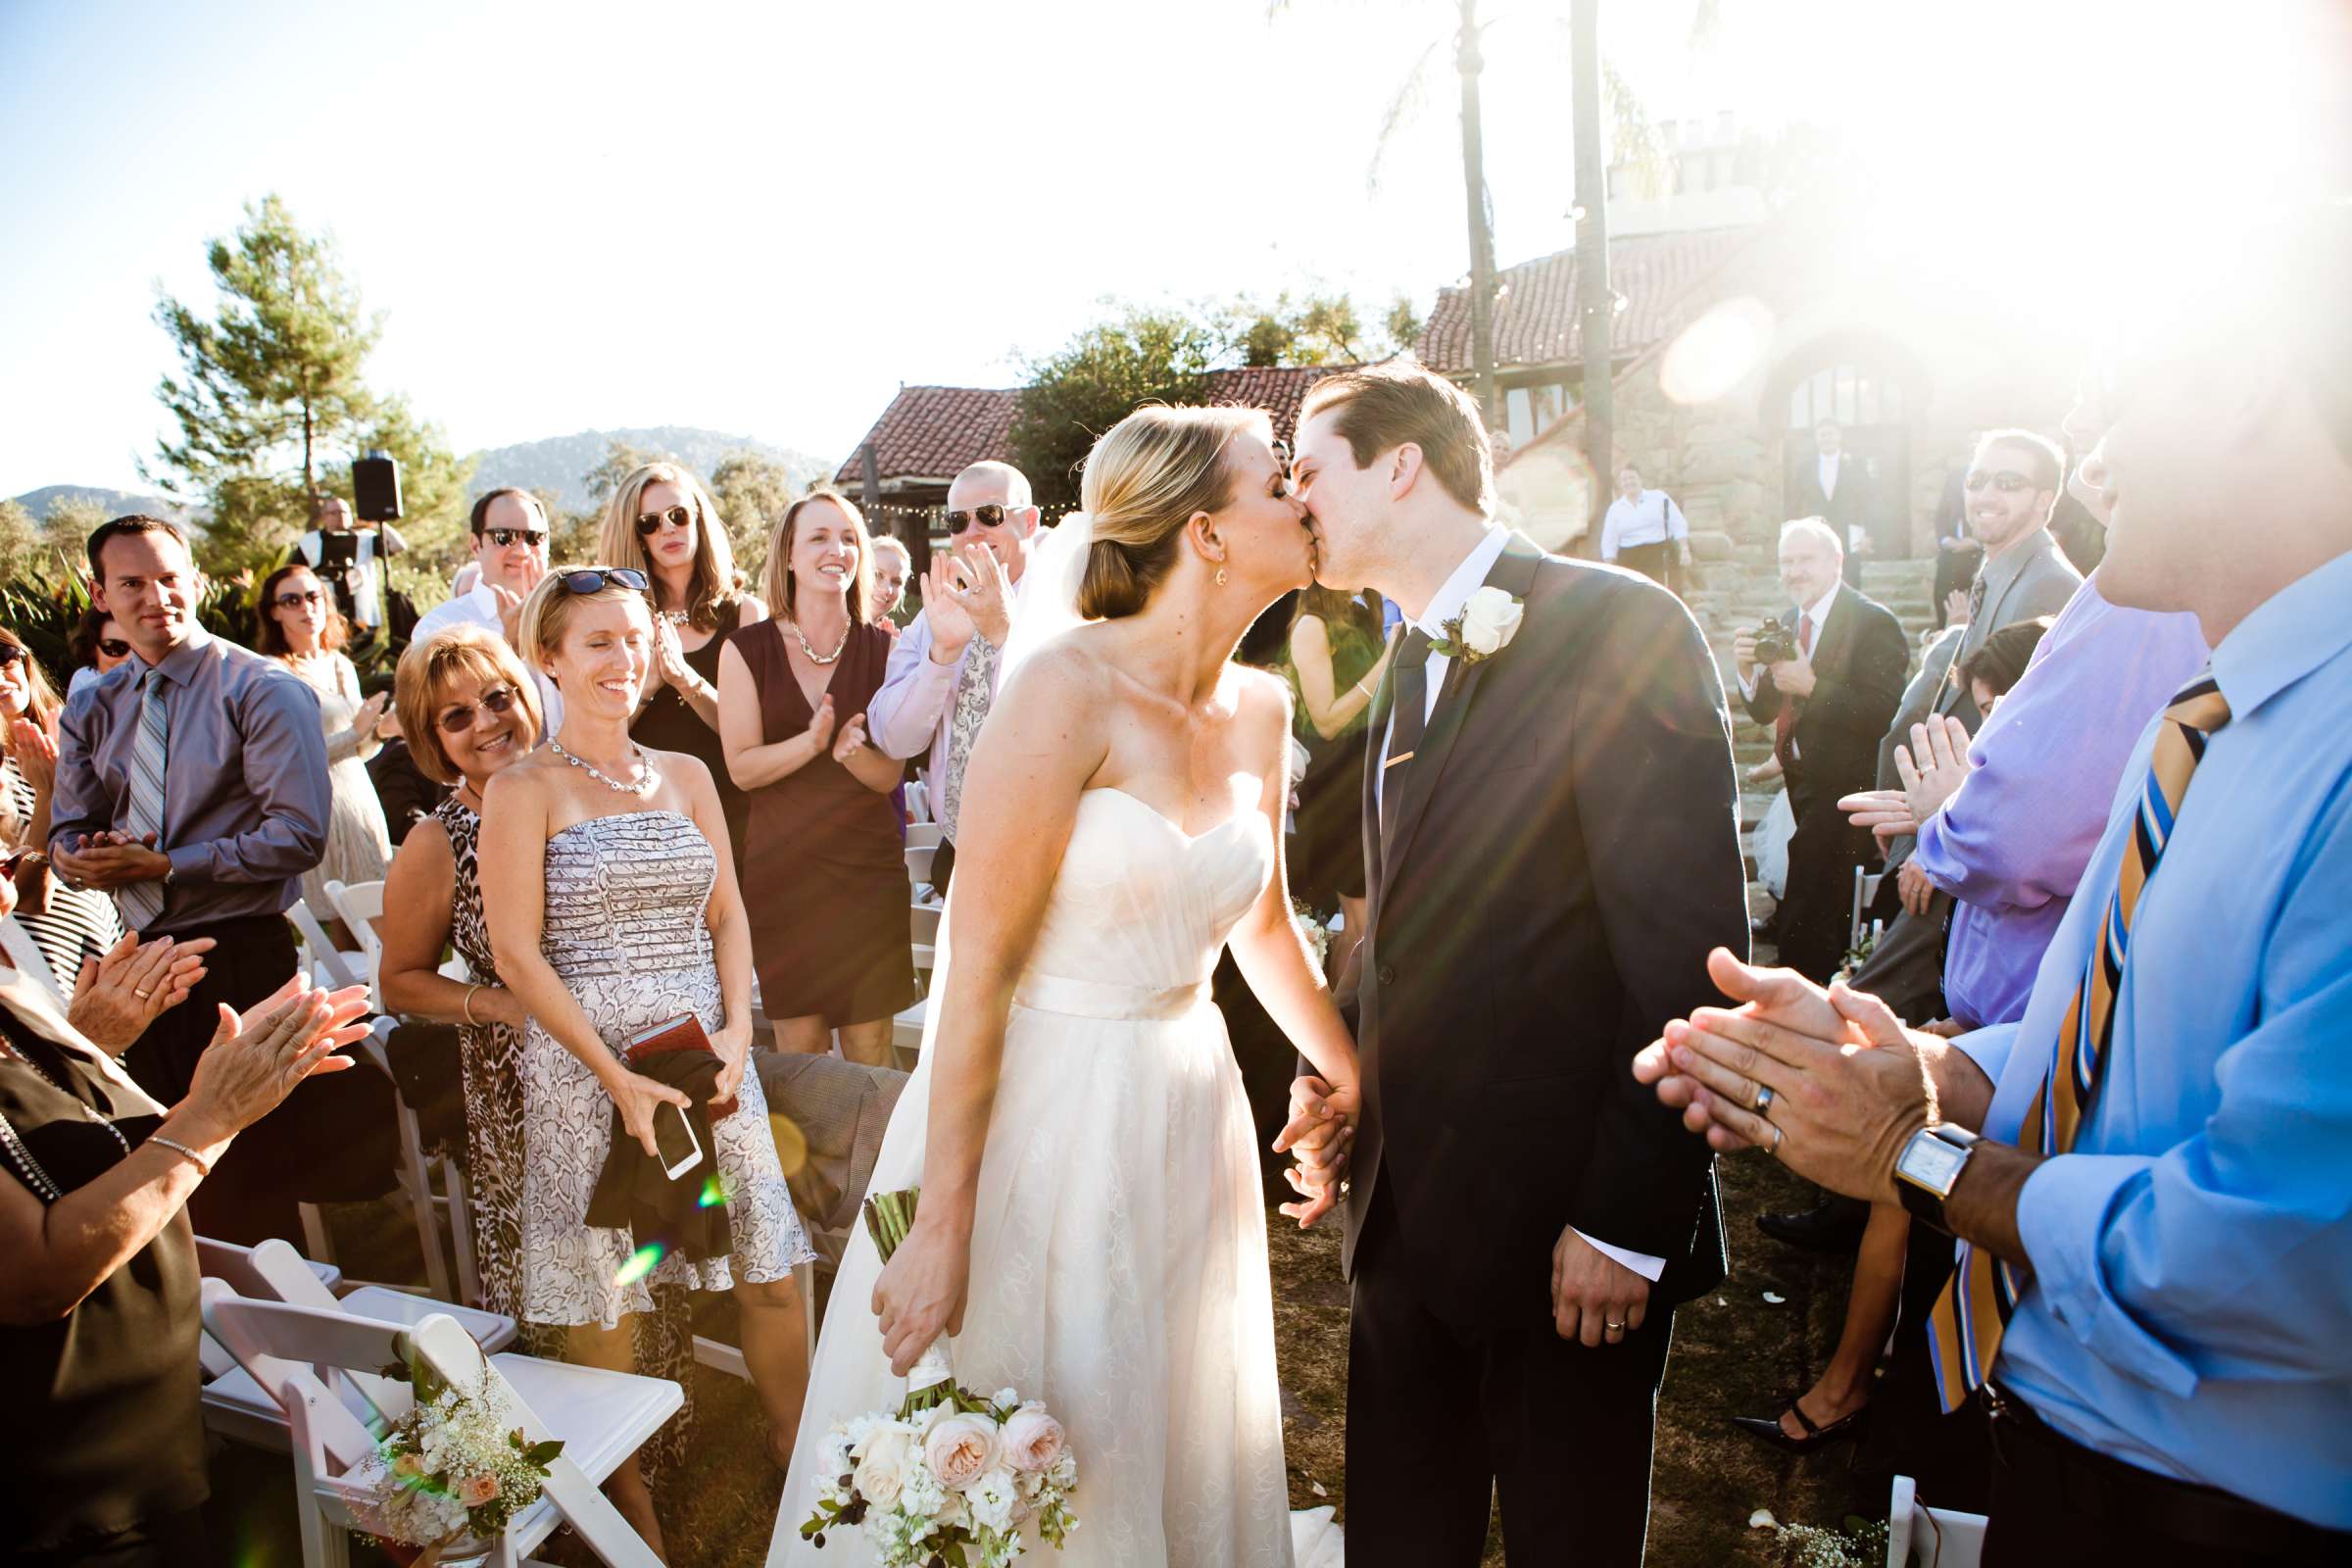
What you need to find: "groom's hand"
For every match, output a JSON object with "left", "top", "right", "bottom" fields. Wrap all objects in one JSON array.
[
  {"left": 1551, "top": 1227, "right": 1648, "bottom": 1347},
  {"left": 1274, "top": 1075, "right": 1355, "bottom": 1228}
]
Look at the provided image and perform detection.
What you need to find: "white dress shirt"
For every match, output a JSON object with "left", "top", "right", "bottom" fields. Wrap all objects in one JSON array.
[
  {"left": 1737, "top": 581, "right": 1839, "bottom": 705},
  {"left": 1378, "top": 527, "right": 1666, "bottom": 1282},
  {"left": 1817, "top": 452, "right": 1842, "bottom": 500},
  {"left": 1597, "top": 490, "right": 1689, "bottom": 562},
  {"left": 409, "top": 583, "right": 564, "bottom": 732}
]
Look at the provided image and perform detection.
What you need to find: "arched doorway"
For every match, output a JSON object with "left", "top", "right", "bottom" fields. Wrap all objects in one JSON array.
[{"left": 1769, "top": 336, "right": 1927, "bottom": 563}]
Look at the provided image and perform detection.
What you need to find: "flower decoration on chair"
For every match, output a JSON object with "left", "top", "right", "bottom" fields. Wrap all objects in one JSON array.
[
  {"left": 356, "top": 1356, "right": 564, "bottom": 1566},
  {"left": 801, "top": 1187, "right": 1082, "bottom": 1566},
  {"left": 1431, "top": 586, "right": 1525, "bottom": 664}
]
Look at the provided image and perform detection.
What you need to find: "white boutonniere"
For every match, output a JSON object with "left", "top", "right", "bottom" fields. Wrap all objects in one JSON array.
[{"left": 1432, "top": 586, "right": 1525, "bottom": 664}]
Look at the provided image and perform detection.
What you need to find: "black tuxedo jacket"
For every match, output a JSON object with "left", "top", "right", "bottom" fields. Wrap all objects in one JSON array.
[
  {"left": 1743, "top": 585, "right": 1909, "bottom": 822},
  {"left": 1789, "top": 451, "right": 1872, "bottom": 537},
  {"left": 1342, "top": 535, "right": 1750, "bottom": 1329}
]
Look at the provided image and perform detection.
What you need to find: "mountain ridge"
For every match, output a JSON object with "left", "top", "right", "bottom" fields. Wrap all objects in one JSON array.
[{"left": 466, "top": 425, "right": 834, "bottom": 513}]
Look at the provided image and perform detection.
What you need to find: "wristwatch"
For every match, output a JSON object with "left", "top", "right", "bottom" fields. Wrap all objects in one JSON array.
[{"left": 1893, "top": 1121, "right": 1981, "bottom": 1235}]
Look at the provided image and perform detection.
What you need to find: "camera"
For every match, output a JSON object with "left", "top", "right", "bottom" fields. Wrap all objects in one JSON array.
[{"left": 1752, "top": 615, "right": 1798, "bottom": 665}]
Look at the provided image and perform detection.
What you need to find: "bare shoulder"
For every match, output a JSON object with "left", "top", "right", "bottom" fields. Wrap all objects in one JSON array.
[
  {"left": 650, "top": 747, "right": 719, "bottom": 802},
  {"left": 1002, "top": 628, "right": 1115, "bottom": 709},
  {"left": 1229, "top": 663, "right": 1295, "bottom": 733},
  {"left": 480, "top": 750, "right": 560, "bottom": 811}
]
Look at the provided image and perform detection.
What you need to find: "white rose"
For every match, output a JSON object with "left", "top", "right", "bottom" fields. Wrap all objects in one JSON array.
[
  {"left": 853, "top": 1427, "right": 914, "bottom": 1508},
  {"left": 1457, "top": 587, "right": 1524, "bottom": 658}
]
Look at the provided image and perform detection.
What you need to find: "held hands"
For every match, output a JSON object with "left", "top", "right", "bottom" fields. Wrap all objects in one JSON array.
[
  {"left": 872, "top": 1215, "right": 972, "bottom": 1377},
  {"left": 601, "top": 1065, "right": 695, "bottom": 1160},
  {"left": 66, "top": 932, "right": 217, "bottom": 1049},
  {"left": 1631, "top": 949, "right": 1936, "bottom": 1206},
  {"left": 1272, "top": 1074, "right": 1359, "bottom": 1228},
  {"left": 1551, "top": 1227, "right": 1649, "bottom": 1347}
]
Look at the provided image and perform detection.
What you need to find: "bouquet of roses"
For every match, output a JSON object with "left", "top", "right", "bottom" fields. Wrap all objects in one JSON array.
[
  {"left": 800, "top": 1187, "right": 1081, "bottom": 1567},
  {"left": 354, "top": 1356, "right": 563, "bottom": 1566}
]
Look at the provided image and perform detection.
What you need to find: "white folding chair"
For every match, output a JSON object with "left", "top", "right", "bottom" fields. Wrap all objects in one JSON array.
[
  {"left": 904, "top": 842, "right": 938, "bottom": 890},
  {"left": 0, "top": 914, "right": 67, "bottom": 1004},
  {"left": 891, "top": 996, "right": 928, "bottom": 1070},
  {"left": 1886, "top": 1474, "right": 1986, "bottom": 1567},
  {"left": 203, "top": 1285, "right": 675, "bottom": 1567},
  {"left": 909, "top": 902, "right": 941, "bottom": 978},
  {"left": 322, "top": 878, "right": 386, "bottom": 1009},
  {"left": 905, "top": 821, "right": 944, "bottom": 851},
  {"left": 285, "top": 898, "right": 365, "bottom": 991},
  {"left": 1850, "top": 865, "right": 1887, "bottom": 954}
]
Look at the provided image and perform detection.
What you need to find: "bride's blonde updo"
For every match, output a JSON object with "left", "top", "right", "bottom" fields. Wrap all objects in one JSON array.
[{"left": 1077, "top": 405, "right": 1269, "bottom": 620}]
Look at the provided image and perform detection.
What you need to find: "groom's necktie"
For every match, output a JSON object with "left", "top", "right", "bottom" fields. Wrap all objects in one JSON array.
[
  {"left": 1926, "top": 672, "right": 2231, "bottom": 1413},
  {"left": 1379, "top": 628, "right": 1434, "bottom": 846}
]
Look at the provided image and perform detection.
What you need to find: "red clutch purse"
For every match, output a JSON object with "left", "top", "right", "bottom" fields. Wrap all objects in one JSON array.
[{"left": 624, "top": 1014, "right": 737, "bottom": 1119}]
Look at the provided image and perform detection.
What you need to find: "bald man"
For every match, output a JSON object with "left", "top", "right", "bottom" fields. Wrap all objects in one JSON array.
[{"left": 865, "top": 461, "right": 1041, "bottom": 890}]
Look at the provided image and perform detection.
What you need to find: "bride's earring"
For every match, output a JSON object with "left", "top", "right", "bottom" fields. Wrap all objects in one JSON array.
[{"left": 1215, "top": 566, "right": 1228, "bottom": 587}]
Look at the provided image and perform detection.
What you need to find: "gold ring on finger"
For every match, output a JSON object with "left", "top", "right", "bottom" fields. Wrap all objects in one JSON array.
[{"left": 134, "top": 988, "right": 153, "bottom": 1000}]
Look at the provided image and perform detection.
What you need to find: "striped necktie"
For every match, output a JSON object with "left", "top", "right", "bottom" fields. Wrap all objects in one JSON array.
[
  {"left": 116, "top": 668, "right": 172, "bottom": 931},
  {"left": 1928, "top": 672, "right": 2231, "bottom": 1411}
]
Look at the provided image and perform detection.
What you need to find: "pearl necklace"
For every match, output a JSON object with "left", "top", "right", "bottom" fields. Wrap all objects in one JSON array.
[
  {"left": 790, "top": 619, "right": 850, "bottom": 666},
  {"left": 549, "top": 739, "right": 661, "bottom": 797}
]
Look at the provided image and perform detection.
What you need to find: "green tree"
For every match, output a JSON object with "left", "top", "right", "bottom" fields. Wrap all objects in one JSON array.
[
  {"left": 41, "top": 495, "right": 114, "bottom": 573},
  {"left": 144, "top": 194, "right": 470, "bottom": 573},
  {"left": 0, "top": 499, "right": 40, "bottom": 582},
  {"left": 1221, "top": 289, "right": 1385, "bottom": 367},
  {"left": 709, "top": 451, "right": 805, "bottom": 586},
  {"left": 1011, "top": 308, "right": 1220, "bottom": 510}
]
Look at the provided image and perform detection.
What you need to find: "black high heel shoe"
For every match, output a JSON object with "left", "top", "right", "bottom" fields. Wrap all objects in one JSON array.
[{"left": 1730, "top": 1395, "right": 1869, "bottom": 1455}]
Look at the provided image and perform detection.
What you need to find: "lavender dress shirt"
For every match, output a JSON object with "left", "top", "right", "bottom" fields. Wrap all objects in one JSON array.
[
  {"left": 49, "top": 628, "right": 333, "bottom": 936},
  {"left": 1911, "top": 578, "right": 2210, "bottom": 1027}
]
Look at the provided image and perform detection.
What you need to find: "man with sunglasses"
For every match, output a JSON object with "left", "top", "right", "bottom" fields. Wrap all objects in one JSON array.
[
  {"left": 864, "top": 462, "right": 1040, "bottom": 891},
  {"left": 412, "top": 488, "right": 564, "bottom": 730}
]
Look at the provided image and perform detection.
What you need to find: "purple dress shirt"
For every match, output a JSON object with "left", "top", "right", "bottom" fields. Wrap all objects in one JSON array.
[
  {"left": 1911, "top": 576, "right": 2210, "bottom": 1027},
  {"left": 50, "top": 627, "right": 333, "bottom": 936}
]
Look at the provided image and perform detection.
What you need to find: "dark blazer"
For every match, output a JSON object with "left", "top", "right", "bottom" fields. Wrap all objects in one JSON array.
[
  {"left": 1744, "top": 585, "right": 1909, "bottom": 823},
  {"left": 1788, "top": 451, "right": 1872, "bottom": 539},
  {"left": 1343, "top": 535, "right": 1750, "bottom": 1329}
]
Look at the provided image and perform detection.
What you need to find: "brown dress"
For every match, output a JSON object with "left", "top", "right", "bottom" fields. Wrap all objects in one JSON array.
[{"left": 736, "top": 617, "right": 917, "bottom": 1026}]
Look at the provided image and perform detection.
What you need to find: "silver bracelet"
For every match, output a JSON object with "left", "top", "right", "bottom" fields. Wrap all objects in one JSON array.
[{"left": 148, "top": 1137, "right": 212, "bottom": 1178}]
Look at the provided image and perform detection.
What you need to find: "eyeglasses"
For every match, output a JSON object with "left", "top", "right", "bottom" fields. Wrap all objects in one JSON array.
[
  {"left": 436, "top": 684, "right": 520, "bottom": 736},
  {"left": 273, "top": 589, "right": 326, "bottom": 610},
  {"left": 556, "top": 567, "right": 650, "bottom": 596},
  {"left": 634, "top": 505, "right": 694, "bottom": 537},
  {"left": 97, "top": 639, "right": 131, "bottom": 660},
  {"left": 1962, "top": 470, "right": 2038, "bottom": 494},
  {"left": 483, "top": 528, "right": 550, "bottom": 549},
  {"left": 946, "top": 503, "right": 1017, "bottom": 534}
]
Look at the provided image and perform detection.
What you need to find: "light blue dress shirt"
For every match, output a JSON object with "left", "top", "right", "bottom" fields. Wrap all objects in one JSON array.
[{"left": 1953, "top": 548, "right": 2352, "bottom": 1528}]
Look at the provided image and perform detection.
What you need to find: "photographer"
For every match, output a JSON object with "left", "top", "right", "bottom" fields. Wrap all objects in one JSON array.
[
  {"left": 1737, "top": 517, "right": 1907, "bottom": 982},
  {"left": 287, "top": 494, "right": 406, "bottom": 637}
]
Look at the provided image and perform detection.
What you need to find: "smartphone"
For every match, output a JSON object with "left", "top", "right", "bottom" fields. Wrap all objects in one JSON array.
[{"left": 653, "top": 1101, "right": 703, "bottom": 1181}]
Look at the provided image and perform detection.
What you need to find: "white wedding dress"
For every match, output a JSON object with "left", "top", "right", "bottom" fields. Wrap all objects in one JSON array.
[{"left": 766, "top": 785, "right": 1340, "bottom": 1567}]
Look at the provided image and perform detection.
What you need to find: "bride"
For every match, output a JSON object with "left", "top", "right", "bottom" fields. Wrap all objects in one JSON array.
[{"left": 767, "top": 406, "right": 1359, "bottom": 1566}]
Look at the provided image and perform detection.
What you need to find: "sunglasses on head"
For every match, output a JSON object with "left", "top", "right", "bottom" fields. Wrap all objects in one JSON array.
[
  {"left": 634, "top": 505, "right": 693, "bottom": 537},
  {"left": 1962, "top": 470, "right": 2038, "bottom": 494},
  {"left": 946, "top": 503, "right": 1017, "bottom": 535},
  {"left": 557, "top": 567, "right": 650, "bottom": 596},
  {"left": 97, "top": 639, "right": 131, "bottom": 660},
  {"left": 436, "top": 683, "right": 520, "bottom": 736},
  {"left": 483, "top": 527, "right": 549, "bottom": 549},
  {"left": 274, "top": 588, "right": 325, "bottom": 610}
]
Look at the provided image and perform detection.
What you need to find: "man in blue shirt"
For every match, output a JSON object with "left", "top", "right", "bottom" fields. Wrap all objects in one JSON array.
[{"left": 1633, "top": 206, "right": 2352, "bottom": 1558}]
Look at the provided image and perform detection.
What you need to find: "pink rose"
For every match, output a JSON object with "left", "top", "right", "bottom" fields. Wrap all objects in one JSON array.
[
  {"left": 923, "top": 1412, "right": 1002, "bottom": 1491},
  {"left": 1002, "top": 1404, "right": 1066, "bottom": 1474},
  {"left": 459, "top": 1474, "right": 500, "bottom": 1508}
]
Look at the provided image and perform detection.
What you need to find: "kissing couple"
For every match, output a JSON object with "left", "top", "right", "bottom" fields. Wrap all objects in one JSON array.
[{"left": 767, "top": 362, "right": 1750, "bottom": 1566}]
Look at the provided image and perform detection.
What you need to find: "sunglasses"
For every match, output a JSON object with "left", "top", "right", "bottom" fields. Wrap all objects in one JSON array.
[
  {"left": 273, "top": 588, "right": 326, "bottom": 610},
  {"left": 0, "top": 646, "right": 24, "bottom": 667},
  {"left": 557, "top": 567, "right": 650, "bottom": 596},
  {"left": 483, "top": 527, "right": 550, "bottom": 549},
  {"left": 946, "top": 503, "right": 1018, "bottom": 535},
  {"left": 634, "top": 505, "right": 694, "bottom": 537},
  {"left": 436, "top": 683, "right": 520, "bottom": 736},
  {"left": 97, "top": 639, "right": 131, "bottom": 660},
  {"left": 1962, "top": 470, "right": 2039, "bottom": 494}
]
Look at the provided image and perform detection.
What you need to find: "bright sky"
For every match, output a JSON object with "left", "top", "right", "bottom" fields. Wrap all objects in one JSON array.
[{"left": 4, "top": 0, "right": 2344, "bottom": 497}]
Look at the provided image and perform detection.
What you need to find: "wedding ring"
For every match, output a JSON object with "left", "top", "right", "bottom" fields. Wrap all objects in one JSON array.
[
  {"left": 1770, "top": 1124, "right": 1787, "bottom": 1155},
  {"left": 133, "top": 988, "right": 152, "bottom": 1000},
  {"left": 1753, "top": 1084, "right": 1775, "bottom": 1114},
  {"left": 1604, "top": 1319, "right": 1627, "bottom": 1332}
]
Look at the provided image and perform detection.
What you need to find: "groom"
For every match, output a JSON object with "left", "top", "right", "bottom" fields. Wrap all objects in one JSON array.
[{"left": 1285, "top": 365, "right": 1751, "bottom": 1563}]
